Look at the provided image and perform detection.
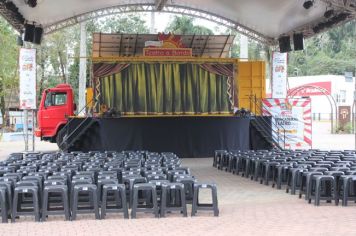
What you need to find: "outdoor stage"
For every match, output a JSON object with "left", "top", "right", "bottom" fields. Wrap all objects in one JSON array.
[{"left": 65, "top": 116, "right": 268, "bottom": 158}]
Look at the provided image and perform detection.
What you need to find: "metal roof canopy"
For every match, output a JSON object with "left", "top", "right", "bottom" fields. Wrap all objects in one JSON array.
[
  {"left": 1, "top": 0, "right": 356, "bottom": 45},
  {"left": 92, "top": 33, "right": 235, "bottom": 58}
]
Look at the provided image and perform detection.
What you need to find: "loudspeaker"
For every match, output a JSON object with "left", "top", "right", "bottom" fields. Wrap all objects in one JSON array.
[
  {"left": 293, "top": 33, "right": 304, "bottom": 51},
  {"left": 278, "top": 36, "right": 291, "bottom": 53},
  {"left": 33, "top": 26, "right": 43, "bottom": 45},
  {"left": 24, "top": 23, "right": 35, "bottom": 42}
]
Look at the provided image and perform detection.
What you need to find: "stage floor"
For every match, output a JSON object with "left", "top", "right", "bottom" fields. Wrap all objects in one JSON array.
[{"left": 2, "top": 158, "right": 356, "bottom": 235}]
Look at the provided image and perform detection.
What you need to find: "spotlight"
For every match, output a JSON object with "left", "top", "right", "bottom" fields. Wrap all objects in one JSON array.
[
  {"left": 324, "top": 9, "right": 334, "bottom": 18},
  {"left": 303, "top": 0, "right": 314, "bottom": 9},
  {"left": 25, "top": 0, "right": 37, "bottom": 8}
]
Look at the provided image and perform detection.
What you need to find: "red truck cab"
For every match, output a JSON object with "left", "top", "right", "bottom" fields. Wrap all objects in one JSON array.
[{"left": 35, "top": 84, "right": 76, "bottom": 143}]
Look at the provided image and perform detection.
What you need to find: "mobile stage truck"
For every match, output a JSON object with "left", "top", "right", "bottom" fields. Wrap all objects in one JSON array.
[{"left": 35, "top": 33, "right": 271, "bottom": 158}]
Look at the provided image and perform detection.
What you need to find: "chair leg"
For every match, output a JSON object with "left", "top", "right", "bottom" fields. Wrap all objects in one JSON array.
[
  {"left": 315, "top": 181, "right": 321, "bottom": 206},
  {"left": 33, "top": 192, "right": 40, "bottom": 222},
  {"left": 42, "top": 190, "right": 49, "bottom": 221},
  {"left": 0, "top": 192, "right": 8, "bottom": 223},
  {"left": 120, "top": 189, "right": 129, "bottom": 219},
  {"left": 160, "top": 188, "right": 166, "bottom": 218},
  {"left": 11, "top": 192, "right": 18, "bottom": 223},
  {"left": 71, "top": 191, "right": 78, "bottom": 221},
  {"left": 63, "top": 191, "right": 70, "bottom": 221},
  {"left": 342, "top": 179, "right": 349, "bottom": 207},
  {"left": 180, "top": 188, "right": 187, "bottom": 217},
  {"left": 92, "top": 191, "right": 100, "bottom": 220},
  {"left": 152, "top": 189, "right": 158, "bottom": 218},
  {"left": 191, "top": 186, "right": 198, "bottom": 217},
  {"left": 212, "top": 187, "right": 219, "bottom": 217},
  {"left": 101, "top": 189, "right": 108, "bottom": 219},
  {"left": 131, "top": 189, "right": 138, "bottom": 219}
]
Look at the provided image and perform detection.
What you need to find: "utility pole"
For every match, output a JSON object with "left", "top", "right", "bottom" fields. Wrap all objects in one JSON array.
[{"left": 79, "top": 21, "right": 87, "bottom": 115}]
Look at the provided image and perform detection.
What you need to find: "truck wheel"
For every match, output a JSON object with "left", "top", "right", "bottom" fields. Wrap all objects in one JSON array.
[{"left": 56, "top": 128, "right": 66, "bottom": 149}]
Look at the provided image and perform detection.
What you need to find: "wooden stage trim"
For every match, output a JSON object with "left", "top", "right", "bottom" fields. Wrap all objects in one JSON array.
[{"left": 70, "top": 113, "right": 235, "bottom": 119}]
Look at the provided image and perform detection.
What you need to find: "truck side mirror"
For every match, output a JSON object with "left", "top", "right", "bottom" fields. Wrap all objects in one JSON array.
[{"left": 73, "top": 103, "right": 77, "bottom": 111}]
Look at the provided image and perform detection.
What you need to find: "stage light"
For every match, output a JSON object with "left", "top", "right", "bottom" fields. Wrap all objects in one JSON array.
[
  {"left": 324, "top": 9, "right": 334, "bottom": 18},
  {"left": 303, "top": 0, "right": 314, "bottom": 9},
  {"left": 25, "top": 0, "right": 37, "bottom": 8}
]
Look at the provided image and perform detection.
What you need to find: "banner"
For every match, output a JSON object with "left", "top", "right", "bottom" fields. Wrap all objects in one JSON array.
[
  {"left": 272, "top": 52, "right": 288, "bottom": 98},
  {"left": 143, "top": 48, "right": 192, "bottom": 57},
  {"left": 262, "top": 98, "right": 312, "bottom": 149},
  {"left": 288, "top": 81, "right": 331, "bottom": 96},
  {"left": 19, "top": 48, "right": 36, "bottom": 110}
]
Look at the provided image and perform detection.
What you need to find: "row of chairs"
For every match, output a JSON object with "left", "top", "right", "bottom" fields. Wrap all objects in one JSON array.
[
  {"left": 214, "top": 149, "right": 356, "bottom": 206},
  {"left": 0, "top": 151, "right": 219, "bottom": 222}
]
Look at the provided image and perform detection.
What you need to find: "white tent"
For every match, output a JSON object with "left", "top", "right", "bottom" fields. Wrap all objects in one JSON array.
[{"left": 0, "top": 0, "right": 355, "bottom": 44}]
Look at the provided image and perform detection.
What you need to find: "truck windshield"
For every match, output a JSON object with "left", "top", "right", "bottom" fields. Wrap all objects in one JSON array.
[{"left": 45, "top": 92, "right": 67, "bottom": 107}]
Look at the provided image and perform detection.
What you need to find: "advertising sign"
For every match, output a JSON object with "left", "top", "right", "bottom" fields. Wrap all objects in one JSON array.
[
  {"left": 143, "top": 48, "right": 192, "bottom": 57},
  {"left": 338, "top": 106, "right": 351, "bottom": 128},
  {"left": 272, "top": 52, "right": 288, "bottom": 98},
  {"left": 262, "top": 98, "right": 312, "bottom": 149},
  {"left": 288, "top": 81, "right": 331, "bottom": 96},
  {"left": 19, "top": 48, "right": 36, "bottom": 110}
]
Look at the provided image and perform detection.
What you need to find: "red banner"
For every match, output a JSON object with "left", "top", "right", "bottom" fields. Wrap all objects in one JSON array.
[
  {"left": 288, "top": 81, "right": 331, "bottom": 96},
  {"left": 143, "top": 48, "right": 192, "bottom": 57}
]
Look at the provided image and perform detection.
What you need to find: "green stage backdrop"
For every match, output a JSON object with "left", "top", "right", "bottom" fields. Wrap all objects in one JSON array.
[{"left": 99, "top": 62, "right": 231, "bottom": 114}]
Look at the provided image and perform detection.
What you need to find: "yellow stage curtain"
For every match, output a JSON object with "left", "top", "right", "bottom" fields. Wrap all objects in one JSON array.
[{"left": 100, "top": 63, "right": 230, "bottom": 114}]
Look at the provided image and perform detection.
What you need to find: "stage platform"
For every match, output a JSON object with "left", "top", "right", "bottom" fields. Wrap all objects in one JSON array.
[{"left": 64, "top": 116, "right": 269, "bottom": 158}]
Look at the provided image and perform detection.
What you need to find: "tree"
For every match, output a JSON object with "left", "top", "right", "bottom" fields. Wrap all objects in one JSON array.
[
  {"left": 0, "top": 16, "right": 19, "bottom": 128},
  {"left": 165, "top": 16, "right": 213, "bottom": 35},
  {"left": 288, "top": 21, "right": 356, "bottom": 76}
]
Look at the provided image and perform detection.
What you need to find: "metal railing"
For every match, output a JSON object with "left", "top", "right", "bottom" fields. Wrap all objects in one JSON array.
[
  {"left": 248, "top": 95, "right": 286, "bottom": 150},
  {"left": 58, "top": 98, "right": 95, "bottom": 150}
]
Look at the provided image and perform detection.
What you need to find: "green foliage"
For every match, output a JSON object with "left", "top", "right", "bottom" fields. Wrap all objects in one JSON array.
[
  {"left": 288, "top": 21, "right": 356, "bottom": 76},
  {"left": 336, "top": 122, "right": 354, "bottom": 134},
  {"left": 0, "top": 16, "right": 19, "bottom": 126},
  {"left": 165, "top": 16, "right": 213, "bottom": 35},
  {"left": 92, "top": 14, "right": 149, "bottom": 34}
]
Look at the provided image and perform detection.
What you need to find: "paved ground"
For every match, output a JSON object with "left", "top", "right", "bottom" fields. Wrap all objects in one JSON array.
[
  {"left": 0, "top": 138, "right": 57, "bottom": 159},
  {"left": 0, "top": 121, "right": 355, "bottom": 235},
  {"left": 0, "top": 158, "right": 356, "bottom": 236},
  {"left": 312, "top": 121, "right": 354, "bottom": 150}
]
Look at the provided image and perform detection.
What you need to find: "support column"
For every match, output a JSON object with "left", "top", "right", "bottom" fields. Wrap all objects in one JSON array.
[
  {"left": 150, "top": 12, "right": 156, "bottom": 34},
  {"left": 24, "top": 110, "right": 28, "bottom": 151},
  {"left": 79, "top": 21, "right": 87, "bottom": 115},
  {"left": 240, "top": 34, "right": 248, "bottom": 60},
  {"left": 32, "top": 110, "right": 35, "bottom": 151}
]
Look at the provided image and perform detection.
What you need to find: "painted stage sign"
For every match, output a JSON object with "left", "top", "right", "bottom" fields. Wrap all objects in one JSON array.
[{"left": 262, "top": 98, "right": 312, "bottom": 149}]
